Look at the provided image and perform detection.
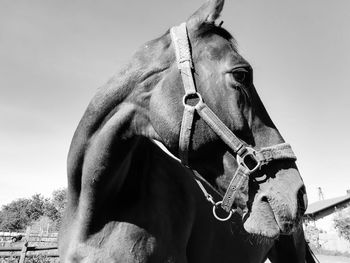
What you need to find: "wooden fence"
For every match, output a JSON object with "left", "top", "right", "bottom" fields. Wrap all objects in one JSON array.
[{"left": 0, "top": 227, "right": 58, "bottom": 262}]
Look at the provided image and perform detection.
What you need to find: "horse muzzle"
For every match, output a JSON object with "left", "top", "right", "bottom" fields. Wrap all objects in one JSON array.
[{"left": 243, "top": 167, "right": 306, "bottom": 238}]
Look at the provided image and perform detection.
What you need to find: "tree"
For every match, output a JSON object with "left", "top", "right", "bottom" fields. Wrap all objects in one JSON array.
[
  {"left": 51, "top": 188, "right": 67, "bottom": 216},
  {"left": 0, "top": 189, "right": 67, "bottom": 232},
  {"left": 333, "top": 206, "right": 350, "bottom": 242},
  {"left": 26, "top": 194, "right": 48, "bottom": 221},
  {"left": 45, "top": 188, "right": 67, "bottom": 225},
  {"left": 0, "top": 198, "right": 32, "bottom": 231},
  {"left": 304, "top": 223, "right": 322, "bottom": 249}
]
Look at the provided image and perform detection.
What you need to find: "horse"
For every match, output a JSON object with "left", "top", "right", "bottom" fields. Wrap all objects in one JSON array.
[{"left": 59, "top": 0, "right": 312, "bottom": 262}]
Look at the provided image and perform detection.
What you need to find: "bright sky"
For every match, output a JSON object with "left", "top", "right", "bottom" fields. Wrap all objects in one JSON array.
[{"left": 0, "top": 0, "right": 349, "bottom": 206}]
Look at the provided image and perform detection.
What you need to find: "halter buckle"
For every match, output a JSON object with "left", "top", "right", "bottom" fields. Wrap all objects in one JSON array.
[{"left": 237, "top": 147, "right": 261, "bottom": 173}]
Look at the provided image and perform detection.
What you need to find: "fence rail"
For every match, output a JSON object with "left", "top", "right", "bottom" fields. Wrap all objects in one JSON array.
[{"left": 0, "top": 246, "right": 58, "bottom": 252}]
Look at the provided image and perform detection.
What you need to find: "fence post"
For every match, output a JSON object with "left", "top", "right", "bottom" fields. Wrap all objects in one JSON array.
[{"left": 19, "top": 227, "right": 30, "bottom": 263}]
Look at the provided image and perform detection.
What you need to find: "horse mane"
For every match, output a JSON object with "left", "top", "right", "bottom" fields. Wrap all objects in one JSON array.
[{"left": 74, "top": 31, "right": 172, "bottom": 134}]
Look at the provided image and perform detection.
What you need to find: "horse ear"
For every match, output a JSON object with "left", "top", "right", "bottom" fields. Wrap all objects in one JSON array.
[{"left": 187, "top": 0, "right": 224, "bottom": 29}]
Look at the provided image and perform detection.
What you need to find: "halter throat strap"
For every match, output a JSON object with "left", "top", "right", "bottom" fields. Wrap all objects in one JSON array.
[{"left": 170, "top": 22, "right": 297, "bottom": 216}]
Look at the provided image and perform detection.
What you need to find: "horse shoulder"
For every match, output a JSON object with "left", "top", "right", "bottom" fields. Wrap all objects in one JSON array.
[{"left": 61, "top": 134, "right": 196, "bottom": 262}]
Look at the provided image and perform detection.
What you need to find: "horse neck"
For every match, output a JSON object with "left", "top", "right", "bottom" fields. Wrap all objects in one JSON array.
[
  {"left": 66, "top": 64, "right": 168, "bottom": 207},
  {"left": 69, "top": 47, "right": 172, "bottom": 150}
]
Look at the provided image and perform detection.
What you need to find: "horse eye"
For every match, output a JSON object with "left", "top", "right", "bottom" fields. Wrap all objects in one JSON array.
[{"left": 232, "top": 71, "right": 248, "bottom": 83}]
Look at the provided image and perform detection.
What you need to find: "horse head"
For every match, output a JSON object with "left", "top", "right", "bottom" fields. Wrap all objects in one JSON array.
[
  {"left": 67, "top": 0, "right": 307, "bottom": 246},
  {"left": 147, "top": 0, "right": 307, "bottom": 239}
]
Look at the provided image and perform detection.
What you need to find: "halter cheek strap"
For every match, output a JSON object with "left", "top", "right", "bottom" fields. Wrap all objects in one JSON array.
[
  {"left": 170, "top": 22, "right": 297, "bottom": 219},
  {"left": 170, "top": 23, "right": 197, "bottom": 165}
]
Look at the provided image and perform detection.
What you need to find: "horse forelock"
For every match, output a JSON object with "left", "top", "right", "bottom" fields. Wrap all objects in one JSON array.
[{"left": 197, "top": 23, "right": 237, "bottom": 48}]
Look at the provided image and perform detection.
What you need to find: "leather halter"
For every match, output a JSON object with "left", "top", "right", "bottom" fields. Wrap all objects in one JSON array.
[{"left": 170, "top": 23, "right": 297, "bottom": 220}]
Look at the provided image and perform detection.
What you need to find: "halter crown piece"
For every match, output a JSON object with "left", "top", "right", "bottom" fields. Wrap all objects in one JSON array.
[{"left": 170, "top": 23, "right": 297, "bottom": 221}]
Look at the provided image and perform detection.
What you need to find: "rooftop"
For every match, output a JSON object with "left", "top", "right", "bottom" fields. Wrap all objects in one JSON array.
[{"left": 305, "top": 194, "right": 350, "bottom": 216}]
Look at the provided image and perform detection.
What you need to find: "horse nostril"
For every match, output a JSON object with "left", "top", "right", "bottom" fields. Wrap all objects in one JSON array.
[{"left": 261, "top": 195, "right": 269, "bottom": 203}]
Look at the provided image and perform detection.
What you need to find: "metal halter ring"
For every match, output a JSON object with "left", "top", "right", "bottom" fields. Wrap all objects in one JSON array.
[
  {"left": 182, "top": 92, "right": 203, "bottom": 108},
  {"left": 212, "top": 201, "right": 233, "bottom": 221}
]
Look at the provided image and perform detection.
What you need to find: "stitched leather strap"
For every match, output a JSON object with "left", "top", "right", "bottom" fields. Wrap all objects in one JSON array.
[
  {"left": 170, "top": 23, "right": 197, "bottom": 165},
  {"left": 170, "top": 23, "right": 193, "bottom": 67},
  {"left": 178, "top": 106, "right": 195, "bottom": 164},
  {"left": 221, "top": 166, "right": 249, "bottom": 212},
  {"left": 257, "top": 143, "right": 296, "bottom": 164},
  {"left": 195, "top": 101, "right": 245, "bottom": 154}
]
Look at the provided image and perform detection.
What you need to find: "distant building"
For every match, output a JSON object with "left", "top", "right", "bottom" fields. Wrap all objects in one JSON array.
[
  {"left": 305, "top": 190, "right": 350, "bottom": 222},
  {"left": 304, "top": 190, "right": 350, "bottom": 253}
]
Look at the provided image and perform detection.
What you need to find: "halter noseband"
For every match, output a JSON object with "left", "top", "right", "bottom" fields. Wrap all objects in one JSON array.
[{"left": 170, "top": 23, "right": 297, "bottom": 221}]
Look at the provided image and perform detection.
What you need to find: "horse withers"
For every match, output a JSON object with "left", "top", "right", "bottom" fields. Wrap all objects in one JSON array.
[{"left": 59, "top": 0, "right": 311, "bottom": 262}]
